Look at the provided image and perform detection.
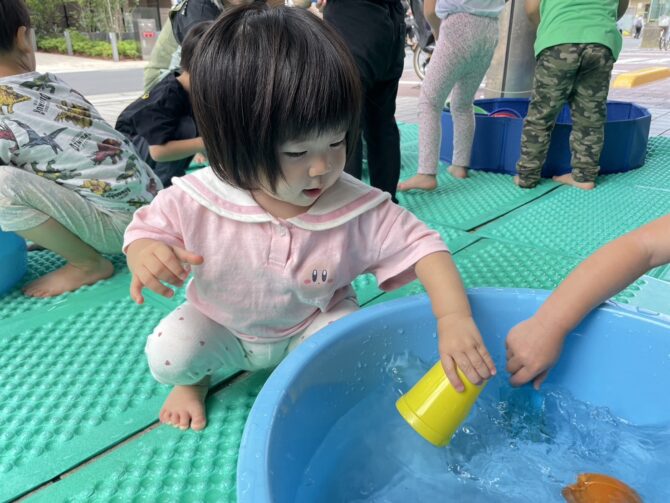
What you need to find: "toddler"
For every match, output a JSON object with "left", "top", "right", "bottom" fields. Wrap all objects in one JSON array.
[
  {"left": 0, "top": 0, "right": 161, "bottom": 297},
  {"left": 515, "top": 0, "right": 629, "bottom": 190},
  {"left": 398, "top": 0, "right": 505, "bottom": 191},
  {"left": 125, "top": 5, "right": 496, "bottom": 431},
  {"left": 506, "top": 214, "right": 670, "bottom": 389},
  {"left": 116, "top": 22, "right": 211, "bottom": 188}
]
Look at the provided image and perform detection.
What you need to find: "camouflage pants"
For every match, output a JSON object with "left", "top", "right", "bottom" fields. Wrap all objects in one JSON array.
[{"left": 516, "top": 44, "right": 615, "bottom": 187}]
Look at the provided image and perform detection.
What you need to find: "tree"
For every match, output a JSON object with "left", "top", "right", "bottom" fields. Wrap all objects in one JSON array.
[
  {"left": 79, "top": 0, "right": 138, "bottom": 33},
  {"left": 26, "top": 0, "right": 72, "bottom": 34},
  {"left": 27, "top": 0, "right": 138, "bottom": 35}
]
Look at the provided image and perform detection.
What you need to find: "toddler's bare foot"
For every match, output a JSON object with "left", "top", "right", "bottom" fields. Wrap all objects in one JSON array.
[
  {"left": 397, "top": 174, "right": 437, "bottom": 192},
  {"left": 22, "top": 257, "right": 114, "bottom": 297},
  {"left": 160, "top": 383, "right": 209, "bottom": 431},
  {"left": 447, "top": 165, "right": 468, "bottom": 179},
  {"left": 552, "top": 173, "right": 595, "bottom": 190}
]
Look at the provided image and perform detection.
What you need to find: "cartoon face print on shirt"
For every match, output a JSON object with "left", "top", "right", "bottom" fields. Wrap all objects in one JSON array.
[{"left": 298, "top": 259, "right": 337, "bottom": 306}]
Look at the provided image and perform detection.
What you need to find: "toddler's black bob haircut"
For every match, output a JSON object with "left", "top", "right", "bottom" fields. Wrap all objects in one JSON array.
[
  {"left": 1, "top": 0, "right": 31, "bottom": 54},
  {"left": 190, "top": 4, "right": 362, "bottom": 192}
]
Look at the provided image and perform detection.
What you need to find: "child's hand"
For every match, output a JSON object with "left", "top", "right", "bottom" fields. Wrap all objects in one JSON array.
[
  {"left": 126, "top": 238, "right": 204, "bottom": 304},
  {"left": 437, "top": 313, "right": 496, "bottom": 392},
  {"left": 506, "top": 316, "right": 566, "bottom": 390}
]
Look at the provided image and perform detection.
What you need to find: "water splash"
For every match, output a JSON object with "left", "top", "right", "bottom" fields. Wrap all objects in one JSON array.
[{"left": 295, "top": 355, "right": 670, "bottom": 502}]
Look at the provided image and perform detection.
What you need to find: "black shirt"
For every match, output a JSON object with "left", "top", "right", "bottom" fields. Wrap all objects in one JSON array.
[
  {"left": 115, "top": 72, "right": 195, "bottom": 146},
  {"left": 170, "top": 0, "right": 222, "bottom": 45}
]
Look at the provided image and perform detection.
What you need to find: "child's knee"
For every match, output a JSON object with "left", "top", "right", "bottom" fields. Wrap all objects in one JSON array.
[
  {"left": 144, "top": 327, "right": 211, "bottom": 385},
  {"left": 0, "top": 166, "right": 21, "bottom": 204}
]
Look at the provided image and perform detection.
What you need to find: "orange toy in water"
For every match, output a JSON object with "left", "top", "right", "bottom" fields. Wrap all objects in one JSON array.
[{"left": 562, "top": 473, "right": 643, "bottom": 503}]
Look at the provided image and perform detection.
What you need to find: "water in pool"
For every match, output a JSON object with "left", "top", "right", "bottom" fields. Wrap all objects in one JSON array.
[{"left": 295, "top": 352, "right": 670, "bottom": 502}]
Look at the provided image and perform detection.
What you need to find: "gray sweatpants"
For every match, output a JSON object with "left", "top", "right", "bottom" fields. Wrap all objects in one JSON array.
[{"left": 0, "top": 166, "right": 132, "bottom": 253}]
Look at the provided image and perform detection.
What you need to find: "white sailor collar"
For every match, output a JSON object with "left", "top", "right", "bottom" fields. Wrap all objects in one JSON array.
[{"left": 172, "top": 168, "right": 391, "bottom": 230}]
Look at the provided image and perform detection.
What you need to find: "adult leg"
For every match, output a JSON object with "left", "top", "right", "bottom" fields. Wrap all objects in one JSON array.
[
  {"left": 515, "top": 45, "right": 580, "bottom": 188},
  {"left": 555, "top": 44, "right": 614, "bottom": 189},
  {"left": 363, "top": 77, "right": 402, "bottom": 199},
  {"left": 0, "top": 167, "right": 130, "bottom": 297},
  {"left": 366, "top": 1, "right": 405, "bottom": 200},
  {"left": 324, "top": 0, "right": 403, "bottom": 199}
]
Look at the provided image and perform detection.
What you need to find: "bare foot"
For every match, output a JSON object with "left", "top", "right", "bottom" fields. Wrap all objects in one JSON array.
[
  {"left": 27, "top": 243, "right": 46, "bottom": 252},
  {"left": 397, "top": 174, "right": 437, "bottom": 192},
  {"left": 448, "top": 165, "right": 468, "bottom": 179},
  {"left": 22, "top": 257, "right": 114, "bottom": 297},
  {"left": 552, "top": 173, "right": 595, "bottom": 190},
  {"left": 159, "top": 383, "right": 209, "bottom": 431}
]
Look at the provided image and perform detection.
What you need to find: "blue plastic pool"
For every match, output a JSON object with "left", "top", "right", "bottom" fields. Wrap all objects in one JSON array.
[
  {"left": 0, "top": 231, "right": 27, "bottom": 295},
  {"left": 237, "top": 289, "right": 670, "bottom": 502},
  {"left": 439, "top": 99, "right": 651, "bottom": 176}
]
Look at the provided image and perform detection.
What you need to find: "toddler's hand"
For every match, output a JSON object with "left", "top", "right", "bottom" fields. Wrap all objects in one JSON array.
[
  {"left": 438, "top": 313, "right": 496, "bottom": 392},
  {"left": 506, "top": 316, "right": 565, "bottom": 390},
  {"left": 126, "top": 238, "right": 204, "bottom": 304}
]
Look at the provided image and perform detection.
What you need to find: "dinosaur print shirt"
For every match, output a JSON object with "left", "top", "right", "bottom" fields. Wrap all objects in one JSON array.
[{"left": 0, "top": 72, "right": 162, "bottom": 214}]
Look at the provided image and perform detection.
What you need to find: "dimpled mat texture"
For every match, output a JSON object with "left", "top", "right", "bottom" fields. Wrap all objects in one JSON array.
[
  {"left": 27, "top": 371, "right": 271, "bottom": 503},
  {"left": 0, "top": 251, "right": 238, "bottom": 502},
  {"left": 477, "top": 138, "right": 670, "bottom": 257},
  {"left": 369, "top": 238, "right": 583, "bottom": 305},
  {"left": 10, "top": 134, "right": 670, "bottom": 502}
]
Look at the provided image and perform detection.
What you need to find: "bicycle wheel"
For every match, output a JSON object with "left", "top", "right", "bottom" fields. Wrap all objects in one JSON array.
[{"left": 413, "top": 46, "right": 430, "bottom": 81}]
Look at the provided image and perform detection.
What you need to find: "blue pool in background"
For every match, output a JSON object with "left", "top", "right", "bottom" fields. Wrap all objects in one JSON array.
[
  {"left": 439, "top": 99, "right": 651, "bottom": 177},
  {"left": 237, "top": 289, "right": 670, "bottom": 502},
  {"left": 0, "top": 231, "right": 27, "bottom": 295}
]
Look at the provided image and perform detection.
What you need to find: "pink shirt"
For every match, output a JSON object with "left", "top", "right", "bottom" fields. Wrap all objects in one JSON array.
[{"left": 124, "top": 169, "right": 449, "bottom": 342}]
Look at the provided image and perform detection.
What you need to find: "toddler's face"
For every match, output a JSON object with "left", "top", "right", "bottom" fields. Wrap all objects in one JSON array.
[{"left": 263, "top": 129, "right": 347, "bottom": 208}]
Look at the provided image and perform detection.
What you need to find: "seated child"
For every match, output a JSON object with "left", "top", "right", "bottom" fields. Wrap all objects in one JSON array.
[
  {"left": 125, "top": 4, "right": 496, "bottom": 431},
  {"left": 0, "top": 0, "right": 161, "bottom": 298},
  {"left": 506, "top": 213, "right": 670, "bottom": 389},
  {"left": 515, "top": 0, "right": 629, "bottom": 190},
  {"left": 116, "top": 21, "right": 211, "bottom": 188}
]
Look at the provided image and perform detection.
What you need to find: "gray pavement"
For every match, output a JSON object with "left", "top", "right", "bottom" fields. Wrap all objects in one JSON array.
[{"left": 36, "top": 38, "right": 670, "bottom": 134}]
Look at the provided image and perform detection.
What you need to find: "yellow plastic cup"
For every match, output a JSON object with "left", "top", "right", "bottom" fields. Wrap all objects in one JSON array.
[{"left": 396, "top": 362, "right": 485, "bottom": 446}]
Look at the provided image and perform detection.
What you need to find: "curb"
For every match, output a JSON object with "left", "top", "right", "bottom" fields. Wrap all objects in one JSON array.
[{"left": 612, "top": 67, "right": 670, "bottom": 88}]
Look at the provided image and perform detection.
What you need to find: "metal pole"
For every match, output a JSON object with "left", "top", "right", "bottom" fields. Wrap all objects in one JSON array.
[
  {"left": 29, "top": 28, "right": 37, "bottom": 53},
  {"left": 156, "top": 0, "right": 163, "bottom": 30},
  {"left": 109, "top": 32, "right": 120, "bottom": 62},
  {"left": 64, "top": 30, "right": 73, "bottom": 56},
  {"left": 484, "top": 0, "right": 536, "bottom": 99}
]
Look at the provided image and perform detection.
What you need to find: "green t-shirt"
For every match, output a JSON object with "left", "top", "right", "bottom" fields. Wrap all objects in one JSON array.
[{"left": 534, "top": 0, "right": 623, "bottom": 60}]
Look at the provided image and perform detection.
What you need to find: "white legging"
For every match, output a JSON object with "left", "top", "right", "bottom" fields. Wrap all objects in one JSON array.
[
  {"left": 418, "top": 13, "right": 499, "bottom": 174},
  {"left": 145, "top": 297, "right": 359, "bottom": 385}
]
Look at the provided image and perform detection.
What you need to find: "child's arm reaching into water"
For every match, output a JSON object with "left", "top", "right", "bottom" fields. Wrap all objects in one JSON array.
[
  {"left": 415, "top": 251, "right": 497, "bottom": 392},
  {"left": 126, "top": 238, "right": 203, "bottom": 304},
  {"left": 506, "top": 214, "right": 670, "bottom": 390}
]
